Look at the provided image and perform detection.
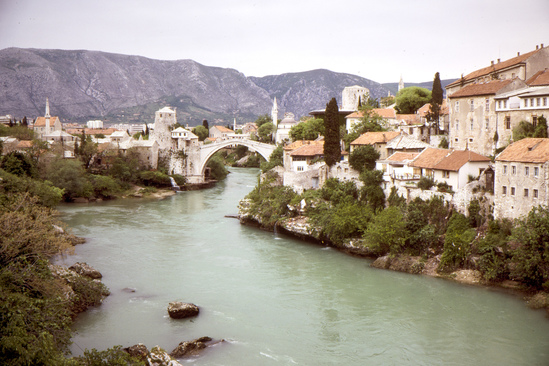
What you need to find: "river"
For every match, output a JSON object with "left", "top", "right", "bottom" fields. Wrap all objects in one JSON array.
[{"left": 56, "top": 167, "right": 549, "bottom": 365}]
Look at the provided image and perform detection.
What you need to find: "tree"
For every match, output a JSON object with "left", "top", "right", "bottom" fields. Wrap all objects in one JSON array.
[
  {"left": 21, "top": 116, "right": 28, "bottom": 127},
  {"left": 43, "top": 158, "right": 92, "bottom": 200},
  {"left": 202, "top": 119, "right": 209, "bottom": 130},
  {"left": 395, "top": 86, "right": 432, "bottom": 114},
  {"left": 254, "top": 113, "right": 272, "bottom": 128},
  {"left": 426, "top": 72, "right": 443, "bottom": 134},
  {"left": 192, "top": 125, "right": 209, "bottom": 141},
  {"left": 513, "top": 121, "right": 536, "bottom": 141},
  {"left": 364, "top": 206, "right": 407, "bottom": 255},
  {"left": 76, "top": 131, "right": 98, "bottom": 169},
  {"left": 534, "top": 115, "right": 548, "bottom": 138},
  {"left": 289, "top": 118, "right": 325, "bottom": 141},
  {"left": 349, "top": 145, "right": 380, "bottom": 173},
  {"left": 359, "top": 169, "right": 385, "bottom": 212},
  {"left": 323, "top": 98, "right": 341, "bottom": 167},
  {"left": 257, "top": 122, "right": 275, "bottom": 143},
  {"left": 1, "top": 151, "right": 37, "bottom": 178}
]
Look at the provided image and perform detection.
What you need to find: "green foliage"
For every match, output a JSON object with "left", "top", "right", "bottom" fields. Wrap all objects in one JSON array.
[
  {"left": 364, "top": 206, "right": 407, "bottom": 255},
  {"left": 254, "top": 113, "right": 272, "bottom": 128},
  {"left": 260, "top": 145, "right": 284, "bottom": 173},
  {"left": 0, "top": 124, "right": 36, "bottom": 140},
  {"left": 395, "top": 86, "right": 432, "bottom": 114},
  {"left": 0, "top": 169, "right": 64, "bottom": 207},
  {"left": 171, "top": 174, "right": 186, "bottom": 186},
  {"left": 513, "top": 120, "right": 536, "bottom": 141},
  {"left": 359, "top": 170, "right": 385, "bottom": 212},
  {"left": 438, "top": 137, "right": 449, "bottom": 149},
  {"left": 467, "top": 198, "right": 483, "bottom": 227},
  {"left": 1, "top": 151, "right": 38, "bottom": 178},
  {"left": 207, "top": 155, "right": 229, "bottom": 181},
  {"left": 244, "top": 179, "right": 297, "bottom": 229},
  {"left": 108, "top": 151, "right": 141, "bottom": 184},
  {"left": 321, "top": 178, "right": 359, "bottom": 205},
  {"left": 192, "top": 125, "right": 209, "bottom": 141},
  {"left": 387, "top": 186, "right": 406, "bottom": 208},
  {"left": 289, "top": 118, "right": 325, "bottom": 141},
  {"left": 440, "top": 212, "right": 475, "bottom": 271},
  {"left": 510, "top": 206, "right": 549, "bottom": 288},
  {"left": 534, "top": 115, "right": 547, "bottom": 138},
  {"left": 436, "top": 181, "right": 453, "bottom": 193},
  {"left": 90, "top": 174, "right": 123, "bottom": 199},
  {"left": 323, "top": 98, "right": 341, "bottom": 166},
  {"left": 310, "top": 201, "right": 372, "bottom": 244},
  {"left": 234, "top": 145, "right": 249, "bottom": 159},
  {"left": 257, "top": 122, "right": 275, "bottom": 143},
  {"left": 138, "top": 170, "right": 171, "bottom": 187},
  {"left": 417, "top": 176, "right": 435, "bottom": 190},
  {"left": 349, "top": 145, "right": 379, "bottom": 173},
  {"left": 476, "top": 220, "right": 512, "bottom": 281},
  {"left": 72, "top": 346, "right": 146, "bottom": 366},
  {"left": 76, "top": 132, "right": 98, "bottom": 169},
  {"left": 43, "top": 158, "right": 93, "bottom": 201}
]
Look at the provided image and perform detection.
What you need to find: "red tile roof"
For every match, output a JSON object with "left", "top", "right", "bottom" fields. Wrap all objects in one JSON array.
[
  {"left": 346, "top": 108, "right": 396, "bottom": 119},
  {"left": 284, "top": 140, "right": 323, "bottom": 151},
  {"left": 409, "top": 148, "right": 449, "bottom": 169},
  {"left": 290, "top": 142, "right": 324, "bottom": 157},
  {"left": 33, "top": 116, "right": 59, "bottom": 127},
  {"left": 350, "top": 131, "right": 400, "bottom": 145},
  {"left": 397, "top": 114, "right": 421, "bottom": 125},
  {"left": 496, "top": 138, "right": 549, "bottom": 163},
  {"left": 526, "top": 69, "right": 549, "bottom": 86},
  {"left": 417, "top": 100, "right": 449, "bottom": 117},
  {"left": 448, "top": 79, "right": 513, "bottom": 98},
  {"left": 212, "top": 125, "right": 234, "bottom": 133},
  {"left": 434, "top": 150, "right": 490, "bottom": 171},
  {"left": 447, "top": 48, "right": 541, "bottom": 87},
  {"left": 386, "top": 152, "right": 419, "bottom": 162}
]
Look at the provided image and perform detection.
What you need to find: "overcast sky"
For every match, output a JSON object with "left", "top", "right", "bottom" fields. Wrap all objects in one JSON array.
[{"left": 0, "top": 0, "right": 548, "bottom": 84}]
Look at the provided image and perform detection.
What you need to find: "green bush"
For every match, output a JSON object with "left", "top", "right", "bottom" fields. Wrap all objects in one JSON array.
[
  {"left": 260, "top": 145, "right": 283, "bottom": 173},
  {"left": 363, "top": 206, "right": 406, "bottom": 255},
  {"left": 476, "top": 220, "right": 511, "bottom": 281},
  {"left": 72, "top": 346, "right": 146, "bottom": 366},
  {"left": 244, "top": 181, "right": 297, "bottom": 229},
  {"left": 90, "top": 174, "right": 123, "bottom": 199},
  {"left": 1, "top": 151, "right": 37, "bottom": 178},
  {"left": 138, "top": 170, "right": 171, "bottom": 187},
  {"left": 43, "top": 158, "right": 93, "bottom": 201},
  {"left": 417, "top": 176, "right": 435, "bottom": 190},
  {"left": 0, "top": 169, "right": 64, "bottom": 207},
  {"left": 207, "top": 155, "right": 229, "bottom": 181},
  {"left": 310, "top": 201, "right": 372, "bottom": 244},
  {"left": 439, "top": 212, "right": 475, "bottom": 271}
]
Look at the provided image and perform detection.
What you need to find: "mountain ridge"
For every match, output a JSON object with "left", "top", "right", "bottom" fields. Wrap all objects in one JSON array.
[{"left": 0, "top": 48, "right": 454, "bottom": 125}]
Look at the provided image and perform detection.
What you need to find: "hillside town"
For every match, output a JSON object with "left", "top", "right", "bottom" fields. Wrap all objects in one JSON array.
[{"left": 1, "top": 44, "right": 549, "bottom": 220}]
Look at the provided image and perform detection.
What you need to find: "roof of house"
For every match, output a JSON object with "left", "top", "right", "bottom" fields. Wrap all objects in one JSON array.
[
  {"left": 409, "top": 148, "right": 450, "bottom": 169},
  {"left": 397, "top": 114, "right": 422, "bottom": 125},
  {"left": 386, "top": 134, "right": 431, "bottom": 150},
  {"left": 434, "top": 150, "right": 491, "bottom": 171},
  {"left": 33, "top": 116, "right": 60, "bottom": 127},
  {"left": 526, "top": 69, "right": 549, "bottom": 86},
  {"left": 16, "top": 140, "right": 33, "bottom": 149},
  {"left": 290, "top": 142, "right": 324, "bottom": 157},
  {"left": 346, "top": 108, "right": 396, "bottom": 119},
  {"left": 212, "top": 125, "right": 234, "bottom": 133},
  {"left": 448, "top": 79, "right": 514, "bottom": 98},
  {"left": 496, "top": 138, "right": 549, "bottom": 163},
  {"left": 284, "top": 139, "right": 323, "bottom": 151},
  {"left": 350, "top": 131, "right": 400, "bottom": 145},
  {"left": 417, "top": 100, "right": 449, "bottom": 117},
  {"left": 447, "top": 48, "right": 542, "bottom": 87}
]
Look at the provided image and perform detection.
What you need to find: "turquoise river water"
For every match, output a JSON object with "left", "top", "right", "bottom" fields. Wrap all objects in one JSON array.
[{"left": 56, "top": 168, "right": 549, "bottom": 365}]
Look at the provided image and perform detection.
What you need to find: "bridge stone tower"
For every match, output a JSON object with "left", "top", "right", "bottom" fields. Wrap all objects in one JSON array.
[
  {"left": 342, "top": 85, "right": 370, "bottom": 111},
  {"left": 151, "top": 107, "right": 177, "bottom": 150}
]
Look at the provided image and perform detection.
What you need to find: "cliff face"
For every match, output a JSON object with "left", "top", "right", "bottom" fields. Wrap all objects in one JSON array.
[{"left": 0, "top": 48, "right": 390, "bottom": 123}]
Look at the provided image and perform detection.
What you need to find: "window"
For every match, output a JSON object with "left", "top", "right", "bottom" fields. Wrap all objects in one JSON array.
[
  {"left": 454, "top": 138, "right": 459, "bottom": 142},
  {"left": 511, "top": 187, "right": 515, "bottom": 196},
  {"left": 512, "top": 166, "right": 516, "bottom": 175},
  {"left": 502, "top": 186, "right": 507, "bottom": 195},
  {"left": 534, "top": 167, "right": 539, "bottom": 176},
  {"left": 503, "top": 165, "right": 508, "bottom": 174},
  {"left": 455, "top": 101, "right": 460, "bottom": 112},
  {"left": 443, "top": 171, "right": 450, "bottom": 178},
  {"left": 505, "top": 116, "right": 511, "bottom": 129},
  {"left": 524, "top": 188, "right": 529, "bottom": 197},
  {"left": 534, "top": 189, "right": 539, "bottom": 198},
  {"left": 297, "top": 166, "right": 304, "bottom": 172},
  {"left": 485, "top": 118, "right": 489, "bottom": 130},
  {"left": 456, "top": 120, "right": 459, "bottom": 130},
  {"left": 544, "top": 97, "right": 547, "bottom": 106},
  {"left": 470, "top": 99, "right": 475, "bottom": 112},
  {"left": 537, "top": 98, "right": 541, "bottom": 107},
  {"left": 498, "top": 100, "right": 502, "bottom": 109},
  {"left": 470, "top": 119, "right": 474, "bottom": 130},
  {"left": 525, "top": 166, "right": 529, "bottom": 176},
  {"left": 531, "top": 98, "right": 535, "bottom": 106},
  {"left": 503, "top": 100, "right": 507, "bottom": 108},
  {"left": 525, "top": 99, "right": 529, "bottom": 107},
  {"left": 469, "top": 138, "right": 474, "bottom": 143},
  {"left": 485, "top": 98, "right": 490, "bottom": 112},
  {"left": 533, "top": 115, "right": 538, "bottom": 127}
]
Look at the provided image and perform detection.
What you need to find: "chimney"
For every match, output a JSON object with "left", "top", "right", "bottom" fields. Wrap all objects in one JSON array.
[
  {"left": 541, "top": 43, "right": 544, "bottom": 48},
  {"left": 491, "top": 60, "right": 494, "bottom": 66},
  {"left": 536, "top": 45, "right": 539, "bottom": 50},
  {"left": 518, "top": 52, "right": 521, "bottom": 56},
  {"left": 497, "top": 58, "right": 501, "bottom": 63}
]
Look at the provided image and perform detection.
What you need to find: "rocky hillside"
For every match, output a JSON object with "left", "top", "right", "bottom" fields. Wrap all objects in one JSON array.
[{"left": 0, "top": 48, "right": 392, "bottom": 124}]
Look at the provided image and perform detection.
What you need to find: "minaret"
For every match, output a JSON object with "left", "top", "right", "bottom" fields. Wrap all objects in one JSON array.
[
  {"left": 45, "top": 98, "right": 51, "bottom": 134},
  {"left": 398, "top": 76, "right": 404, "bottom": 92},
  {"left": 271, "top": 97, "right": 278, "bottom": 128},
  {"left": 234, "top": 117, "right": 236, "bottom": 131}
]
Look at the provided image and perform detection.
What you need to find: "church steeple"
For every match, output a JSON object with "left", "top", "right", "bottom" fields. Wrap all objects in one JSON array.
[{"left": 45, "top": 98, "right": 51, "bottom": 134}]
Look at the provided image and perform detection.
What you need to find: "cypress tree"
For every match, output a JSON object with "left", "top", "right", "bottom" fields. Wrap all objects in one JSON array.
[
  {"left": 428, "top": 72, "right": 444, "bottom": 134},
  {"left": 323, "top": 97, "right": 341, "bottom": 167},
  {"left": 202, "top": 119, "right": 209, "bottom": 130}
]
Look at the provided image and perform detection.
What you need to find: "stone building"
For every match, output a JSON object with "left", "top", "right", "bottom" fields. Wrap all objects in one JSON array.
[
  {"left": 209, "top": 125, "right": 235, "bottom": 140},
  {"left": 34, "top": 98, "right": 62, "bottom": 139},
  {"left": 275, "top": 113, "right": 299, "bottom": 144},
  {"left": 342, "top": 85, "right": 370, "bottom": 111},
  {"left": 150, "top": 107, "right": 177, "bottom": 150},
  {"left": 494, "top": 138, "right": 549, "bottom": 219}
]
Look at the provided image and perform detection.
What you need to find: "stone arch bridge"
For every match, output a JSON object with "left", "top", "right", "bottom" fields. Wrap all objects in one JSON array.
[{"left": 184, "top": 139, "right": 276, "bottom": 183}]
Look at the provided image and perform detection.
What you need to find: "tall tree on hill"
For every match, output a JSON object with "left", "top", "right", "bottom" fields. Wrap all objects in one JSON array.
[
  {"left": 323, "top": 98, "right": 341, "bottom": 167},
  {"left": 426, "top": 72, "right": 443, "bottom": 134},
  {"left": 202, "top": 119, "right": 209, "bottom": 130}
]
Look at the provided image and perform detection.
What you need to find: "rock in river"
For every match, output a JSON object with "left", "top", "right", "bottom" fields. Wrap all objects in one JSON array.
[
  {"left": 69, "top": 262, "right": 103, "bottom": 279},
  {"left": 167, "top": 302, "right": 199, "bottom": 319}
]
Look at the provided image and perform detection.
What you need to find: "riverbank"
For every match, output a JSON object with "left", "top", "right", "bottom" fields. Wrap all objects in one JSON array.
[{"left": 240, "top": 212, "right": 549, "bottom": 316}]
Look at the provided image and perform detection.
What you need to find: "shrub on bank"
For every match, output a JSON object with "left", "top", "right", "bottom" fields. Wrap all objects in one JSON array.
[{"left": 138, "top": 170, "right": 171, "bottom": 188}]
